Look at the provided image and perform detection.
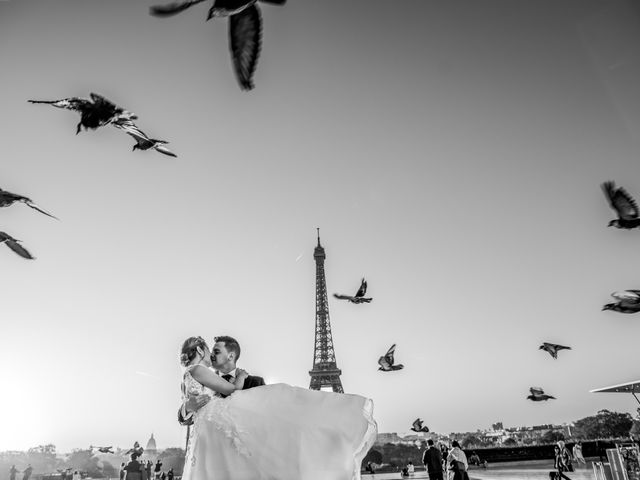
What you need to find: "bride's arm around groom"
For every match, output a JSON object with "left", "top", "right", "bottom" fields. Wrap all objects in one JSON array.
[{"left": 178, "top": 335, "right": 265, "bottom": 426}]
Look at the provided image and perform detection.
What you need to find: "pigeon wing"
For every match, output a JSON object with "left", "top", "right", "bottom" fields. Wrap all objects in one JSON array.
[
  {"left": 113, "top": 120, "right": 150, "bottom": 146},
  {"left": 612, "top": 290, "right": 640, "bottom": 305},
  {"left": 603, "top": 182, "right": 640, "bottom": 220},
  {"left": 5, "top": 239, "right": 34, "bottom": 259},
  {"left": 385, "top": 344, "right": 396, "bottom": 365},
  {"left": 412, "top": 419, "right": 422, "bottom": 430},
  {"left": 89, "top": 93, "right": 118, "bottom": 112},
  {"left": 150, "top": 0, "right": 207, "bottom": 16},
  {"left": 355, "top": 278, "right": 367, "bottom": 297},
  {"left": 24, "top": 201, "right": 59, "bottom": 220},
  {"left": 333, "top": 293, "right": 353, "bottom": 301},
  {"left": 530, "top": 387, "right": 544, "bottom": 395},
  {"left": 228, "top": 4, "right": 262, "bottom": 91},
  {"left": 154, "top": 144, "right": 178, "bottom": 158}
]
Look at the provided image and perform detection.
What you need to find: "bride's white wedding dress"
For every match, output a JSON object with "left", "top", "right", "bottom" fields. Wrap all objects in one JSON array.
[{"left": 181, "top": 366, "right": 377, "bottom": 480}]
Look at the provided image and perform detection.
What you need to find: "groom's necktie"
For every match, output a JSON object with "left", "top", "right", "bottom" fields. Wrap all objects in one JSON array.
[{"left": 221, "top": 374, "right": 233, "bottom": 398}]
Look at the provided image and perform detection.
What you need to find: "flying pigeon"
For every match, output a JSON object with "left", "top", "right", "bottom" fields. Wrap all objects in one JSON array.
[
  {"left": 28, "top": 93, "right": 137, "bottom": 135},
  {"left": 527, "top": 387, "right": 555, "bottom": 402},
  {"left": 150, "top": 0, "right": 286, "bottom": 91},
  {"left": 125, "top": 442, "right": 144, "bottom": 458},
  {"left": 539, "top": 342, "right": 572, "bottom": 359},
  {"left": 333, "top": 278, "right": 372, "bottom": 304},
  {"left": 0, "top": 232, "right": 35, "bottom": 259},
  {"left": 378, "top": 344, "right": 404, "bottom": 371},
  {"left": 602, "top": 181, "right": 640, "bottom": 229},
  {"left": 410, "top": 418, "right": 430, "bottom": 433},
  {"left": 112, "top": 119, "right": 177, "bottom": 157},
  {"left": 90, "top": 446, "right": 114, "bottom": 454},
  {"left": 603, "top": 290, "right": 640, "bottom": 313},
  {"left": 0, "top": 187, "right": 58, "bottom": 220}
]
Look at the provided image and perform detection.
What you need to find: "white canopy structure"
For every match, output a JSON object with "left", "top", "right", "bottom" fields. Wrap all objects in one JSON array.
[{"left": 590, "top": 379, "right": 640, "bottom": 405}]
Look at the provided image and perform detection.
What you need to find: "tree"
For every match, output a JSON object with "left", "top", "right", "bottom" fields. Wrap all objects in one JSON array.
[
  {"left": 502, "top": 438, "right": 517, "bottom": 446},
  {"left": 158, "top": 448, "right": 185, "bottom": 476},
  {"left": 64, "top": 449, "right": 102, "bottom": 478},
  {"left": 541, "top": 430, "right": 565, "bottom": 444},
  {"left": 461, "top": 435, "right": 483, "bottom": 449},
  {"left": 26, "top": 444, "right": 60, "bottom": 473},
  {"left": 573, "top": 410, "right": 633, "bottom": 440},
  {"left": 362, "top": 449, "right": 383, "bottom": 466}
]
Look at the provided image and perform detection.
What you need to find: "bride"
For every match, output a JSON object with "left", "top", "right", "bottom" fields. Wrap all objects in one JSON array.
[{"left": 179, "top": 336, "right": 377, "bottom": 480}]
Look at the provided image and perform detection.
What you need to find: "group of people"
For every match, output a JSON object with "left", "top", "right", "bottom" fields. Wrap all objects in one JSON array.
[
  {"left": 421, "top": 440, "right": 470, "bottom": 480},
  {"left": 553, "top": 440, "right": 586, "bottom": 479},
  {"left": 176, "top": 335, "right": 378, "bottom": 480},
  {"left": 8, "top": 465, "right": 31, "bottom": 480},
  {"left": 119, "top": 455, "right": 174, "bottom": 480}
]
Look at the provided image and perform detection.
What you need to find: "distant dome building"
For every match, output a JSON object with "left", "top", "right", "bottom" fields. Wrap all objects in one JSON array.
[{"left": 145, "top": 434, "right": 157, "bottom": 454}]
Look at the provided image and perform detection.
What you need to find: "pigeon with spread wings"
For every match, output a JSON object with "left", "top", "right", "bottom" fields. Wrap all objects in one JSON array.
[
  {"left": 602, "top": 181, "right": 640, "bottom": 229},
  {"left": 0, "top": 232, "right": 35, "bottom": 260},
  {"left": 603, "top": 290, "right": 640, "bottom": 313},
  {"left": 90, "top": 446, "right": 114, "bottom": 454},
  {"left": 378, "top": 344, "right": 404, "bottom": 371},
  {"left": 539, "top": 342, "right": 571, "bottom": 359},
  {"left": 527, "top": 387, "right": 555, "bottom": 401},
  {"left": 150, "top": 0, "right": 286, "bottom": 91},
  {"left": 333, "top": 278, "right": 372, "bottom": 304},
  {"left": 410, "top": 418, "right": 429, "bottom": 433},
  {"left": 28, "top": 93, "right": 137, "bottom": 135},
  {"left": 0, "top": 187, "right": 58, "bottom": 220},
  {"left": 112, "top": 119, "right": 177, "bottom": 157}
]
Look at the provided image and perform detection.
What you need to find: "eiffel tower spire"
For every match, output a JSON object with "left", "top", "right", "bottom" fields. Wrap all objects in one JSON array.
[{"left": 309, "top": 229, "right": 344, "bottom": 393}]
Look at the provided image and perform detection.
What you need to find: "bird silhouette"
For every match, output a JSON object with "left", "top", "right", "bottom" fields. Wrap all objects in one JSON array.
[
  {"left": 150, "top": 0, "right": 286, "bottom": 91},
  {"left": 29, "top": 93, "right": 137, "bottom": 135},
  {"left": 333, "top": 278, "right": 372, "bottom": 304},
  {"left": 527, "top": 387, "right": 555, "bottom": 401},
  {"left": 603, "top": 290, "right": 640, "bottom": 313},
  {"left": 410, "top": 418, "right": 430, "bottom": 433},
  {"left": 0, "top": 187, "right": 58, "bottom": 220},
  {"left": 90, "top": 446, "right": 114, "bottom": 454},
  {"left": 0, "top": 232, "right": 35, "bottom": 259},
  {"left": 539, "top": 342, "right": 571, "bottom": 359},
  {"left": 112, "top": 119, "right": 177, "bottom": 157},
  {"left": 378, "top": 344, "right": 404, "bottom": 371},
  {"left": 602, "top": 181, "right": 640, "bottom": 229},
  {"left": 125, "top": 442, "right": 144, "bottom": 457}
]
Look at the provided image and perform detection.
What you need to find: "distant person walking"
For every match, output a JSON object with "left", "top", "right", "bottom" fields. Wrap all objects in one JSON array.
[
  {"left": 440, "top": 443, "right": 450, "bottom": 475},
  {"left": 447, "top": 441, "right": 469, "bottom": 480},
  {"left": 154, "top": 460, "right": 162, "bottom": 480},
  {"left": 423, "top": 439, "right": 444, "bottom": 480},
  {"left": 558, "top": 441, "right": 574, "bottom": 472},
  {"left": 573, "top": 442, "right": 586, "bottom": 466},
  {"left": 22, "top": 465, "right": 32, "bottom": 480},
  {"left": 9, "top": 465, "right": 17, "bottom": 480},
  {"left": 166, "top": 469, "right": 173, "bottom": 480},
  {"left": 554, "top": 445, "right": 572, "bottom": 480},
  {"left": 145, "top": 460, "right": 152, "bottom": 480},
  {"left": 119, "top": 463, "right": 126, "bottom": 480}
]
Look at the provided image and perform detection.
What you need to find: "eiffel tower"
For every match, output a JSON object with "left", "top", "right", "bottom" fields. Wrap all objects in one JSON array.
[{"left": 309, "top": 229, "right": 344, "bottom": 393}]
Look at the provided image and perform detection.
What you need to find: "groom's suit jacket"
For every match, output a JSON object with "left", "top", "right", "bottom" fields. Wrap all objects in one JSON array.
[{"left": 178, "top": 374, "right": 265, "bottom": 426}]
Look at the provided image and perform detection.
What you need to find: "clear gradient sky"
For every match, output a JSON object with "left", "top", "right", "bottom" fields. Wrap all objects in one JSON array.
[{"left": 1, "top": 0, "right": 640, "bottom": 453}]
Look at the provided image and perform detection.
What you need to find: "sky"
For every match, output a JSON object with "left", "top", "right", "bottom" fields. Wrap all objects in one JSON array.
[{"left": 1, "top": 0, "right": 640, "bottom": 454}]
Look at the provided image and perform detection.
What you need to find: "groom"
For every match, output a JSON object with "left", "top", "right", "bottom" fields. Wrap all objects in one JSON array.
[{"left": 178, "top": 335, "right": 265, "bottom": 425}]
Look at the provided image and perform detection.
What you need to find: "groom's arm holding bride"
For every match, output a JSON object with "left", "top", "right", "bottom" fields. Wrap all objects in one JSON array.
[{"left": 178, "top": 369, "right": 265, "bottom": 426}]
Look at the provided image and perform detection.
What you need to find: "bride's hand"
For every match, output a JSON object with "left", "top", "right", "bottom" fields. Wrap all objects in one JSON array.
[{"left": 234, "top": 369, "right": 248, "bottom": 388}]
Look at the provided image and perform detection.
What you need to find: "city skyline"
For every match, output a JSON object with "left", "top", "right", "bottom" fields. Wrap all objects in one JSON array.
[{"left": 2, "top": 0, "right": 640, "bottom": 454}]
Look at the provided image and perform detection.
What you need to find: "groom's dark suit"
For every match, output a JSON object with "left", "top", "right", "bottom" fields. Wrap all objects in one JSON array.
[{"left": 178, "top": 373, "right": 265, "bottom": 426}]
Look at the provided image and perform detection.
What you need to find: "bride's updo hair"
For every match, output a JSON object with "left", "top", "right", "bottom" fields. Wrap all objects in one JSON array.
[{"left": 180, "top": 336, "right": 208, "bottom": 367}]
